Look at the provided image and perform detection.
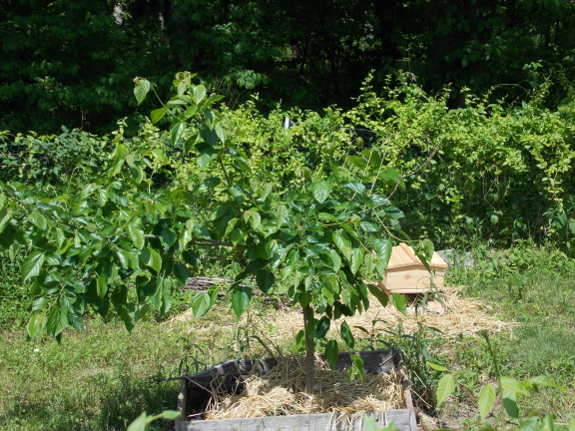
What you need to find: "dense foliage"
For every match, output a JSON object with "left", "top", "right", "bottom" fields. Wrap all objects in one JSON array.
[{"left": 3, "top": 0, "right": 575, "bottom": 133}]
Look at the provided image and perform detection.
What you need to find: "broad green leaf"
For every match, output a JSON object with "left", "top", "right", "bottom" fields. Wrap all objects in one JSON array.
[
  {"left": 333, "top": 230, "right": 352, "bottom": 261},
  {"left": 329, "top": 249, "right": 342, "bottom": 271},
  {"left": 173, "top": 263, "right": 190, "bottom": 286},
  {"left": 116, "top": 249, "right": 138, "bottom": 269},
  {"left": 215, "top": 123, "right": 225, "bottom": 143},
  {"left": 191, "top": 291, "right": 211, "bottom": 318},
  {"left": 161, "top": 229, "right": 177, "bottom": 248},
  {"left": 182, "top": 250, "right": 200, "bottom": 267},
  {"left": 347, "top": 155, "right": 367, "bottom": 170},
  {"left": 231, "top": 284, "right": 252, "bottom": 319},
  {"left": 190, "top": 85, "right": 206, "bottom": 105},
  {"left": 46, "top": 300, "right": 68, "bottom": 337},
  {"left": 22, "top": 251, "right": 45, "bottom": 283},
  {"left": 427, "top": 362, "right": 448, "bottom": 372},
  {"left": 519, "top": 417, "right": 541, "bottom": 431},
  {"left": 311, "top": 180, "right": 330, "bottom": 203},
  {"left": 436, "top": 373, "right": 456, "bottom": 407},
  {"left": 503, "top": 395, "right": 519, "bottom": 419},
  {"left": 256, "top": 269, "right": 275, "bottom": 293},
  {"left": 370, "top": 238, "right": 392, "bottom": 266},
  {"left": 478, "top": 383, "right": 496, "bottom": 419},
  {"left": 139, "top": 248, "right": 162, "bottom": 273},
  {"left": 350, "top": 248, "right": 364, "bottom": 275},
  {"left": 157, "top": 410, "right": 181, "bottom": 420},
  {"left": 150, "top": 107, "right": 167, "bottom": 123},
  {"left": 133, "top": 78, "right": 151, "bottom": 105},
  {"left": 340, "top": 321, "right": 355, "bottom": 348},
  {"left": 171, "top": 122, "right": 186, "bottom": 147},
  {"left": 27, "top": 311, "right": 43, "bottom": 338},
  {"left": 542, "top": 414, "right": 556, "bottom": 431},
  {"left": 127, "top": 412, "right": 148, "bottom": 431},
  {"left": 128, "top": 224, "right": 145, "bottom": 249},
  {"left": 97, "top": 277, "right": 107, "bottom": 299},
  {"left": 120, "top": 303, "right": 136, "bottom": 332},
  {"left": 351, "top": 354, "right": 365, "bottom": 382},
  {"left": 391, "top": 293, "right": 407, "bottom": 316},
  {"left": 367, "top": 282, "right": 388, "bottom": 307},
  {"left": 28, "top": 212, "right": 47, "bottom": 230},
  {"left": 0, "top": 208, "right": 12, "bottom": 233},
  {"left": 325, "top": 340, "right": 339, "bottom": 369},
  {"left": 501, "top": 376, "right": 525, "bottom": 395}
]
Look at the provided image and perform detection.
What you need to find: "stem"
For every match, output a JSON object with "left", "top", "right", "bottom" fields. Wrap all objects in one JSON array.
[{"left": 302, "top": 304, "right": 315, "bottom": 395}]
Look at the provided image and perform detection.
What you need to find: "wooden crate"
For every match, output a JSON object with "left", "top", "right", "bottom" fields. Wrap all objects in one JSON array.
[
  {"left": 175, "top": 349, "right": 416, "bottom": 431},
  {"left": 380, "top": 243, "right": 448, "bottom": 295}
]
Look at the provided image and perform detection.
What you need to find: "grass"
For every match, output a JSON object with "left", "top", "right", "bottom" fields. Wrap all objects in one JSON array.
[
  {"left": 434, "top": 245, "right": 575, "bottom": 426},
  {"left": 1, "top": 244, "right": 575, "bottom": 429}
]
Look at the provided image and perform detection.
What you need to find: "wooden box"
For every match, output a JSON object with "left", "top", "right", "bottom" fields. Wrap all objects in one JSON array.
[
  {"left": 175, "top": 349, "right": 416, "bottom": 431},
  {"left": 380, "top": 243, "right": 448, "bottom": 294}
]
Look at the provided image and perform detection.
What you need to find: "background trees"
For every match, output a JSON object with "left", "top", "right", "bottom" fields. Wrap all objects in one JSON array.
[{"left": 2, "top": 0, "right": 575, "bottom": 134}]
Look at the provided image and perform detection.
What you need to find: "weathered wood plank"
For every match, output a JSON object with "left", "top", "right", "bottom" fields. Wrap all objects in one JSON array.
[
  {"left": 177, "top": 409, "right": 416, "bottom": 431},
  {"left": 178, "top": 412, "right": 337, "bottom": 431}
]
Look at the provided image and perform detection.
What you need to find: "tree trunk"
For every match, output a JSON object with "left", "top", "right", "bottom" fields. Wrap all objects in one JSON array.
[{"left": 302, "top": 305, "right": 315, "bottom": 395}]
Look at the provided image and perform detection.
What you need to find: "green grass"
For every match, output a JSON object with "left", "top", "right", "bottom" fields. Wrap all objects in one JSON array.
[{"left": 437, "top": 245, "right": 575, "bottom": 425}]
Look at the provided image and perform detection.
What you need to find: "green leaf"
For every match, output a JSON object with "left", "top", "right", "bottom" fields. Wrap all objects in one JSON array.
[
  {"left": 478, "top": 383, "right": 496, "bottom": 419},
  {"left": 503, "top": 395, "right": 519, "bottom": 419},
  {"left": 139, "top": 248, "right": 162, "bottom": 273},
  {"left": 350, "top": 248, "right": 364, "bottom": 275},
  {"left": 256, "top": 270, "right": 275, "bottom": 293},
  {"left": 347, "top": 155, "right": 367, "bottom": 170},
  {"left": 215, "top": 123, "right": 225, "bottom": 143},
  {"left": 158, "top": 410, "right": 181, "bottom": 420},
  {"left": 150, "top": 107, "right": 167, "bottom": 123},
  {"left": 0, "top": 207, "right": 12, "bottom": 234},
  {"left": 364, "top": 416, "right": 397, "bottom": 431},
  {"left": 127, "top": 224, "right": 145, "bottom": 249},
  {"left": 427, "top": 362, "right": 448, "bottom": 372},
  {"left": 191, "top": 291, "right": 212, "bottom": 318},
  {"left": 542, "top": 414, "right": 556, "bottom": 431},
  {"left": 22, "top": 251, "right": 45, "bottom": 283},
  {"left": 351, "top": 354, "right": 365, "bottom": 383},
  {"left": 134, "top": 78, "right": 151, "bottom": 105},
  {"left": 27, "top": 311, "right": 43, "bottom": 338},
  {"left": 370, "top": 238, "right": 392, "bottom": 266},
  {"left": 173, "top": 263, "right": 190, "bottom": 286},
  {"left": 367, "top": 283, "right": 388, "bottom": 307},
  {"left": 97, "top": 277, "right": 107, "bottom": 299},
  {"left": 127, "top": 412, "right": 148, "bottom": 431},
  {"left": 231, "top": 284, "right": 252, "bottom": 319},
  {"left": 436, "top": 373, "right": 456, "bottom": 407},
  {"left": 519, "top": 417, "right": 541, "bottom": 431},
  {"left": 324, "top": 340, "right": 339, "bottom": 369},
  {"left": 116, "top": 249, "right": 138, "bottom": 269},
  {"left": 391, "top": 293, "right": 407, "bottom": 316},
  {"left": 120, "top": 303, "right": 136, "bottom": 332},
  {"left": 171, "top": 122, "right": 186, "bottom": 147},
  {"left": 46, "top": 300, "right": 68, "bottom": 337},
  {"left": 333, "top": 230, "right": 352, "bottom": 261},
  {"left": 501, "top": 376, "right": 526, "bottom": 396},
  {"left": 28, "top": 212, "right": 47, "bottom": 230},
  {"left": 311, "top": 180, "right": 330, "bottom": 203},
  {"left": 340, "top": 321, "right": 355, "bottom": 348},
  {"left": 190, "top": 85, "right": 206, "bottom": 105}
]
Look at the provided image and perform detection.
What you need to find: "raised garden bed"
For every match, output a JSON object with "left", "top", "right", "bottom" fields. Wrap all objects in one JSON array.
[{"left": 175, "top": 349, "right": 416, "bottom": 431}]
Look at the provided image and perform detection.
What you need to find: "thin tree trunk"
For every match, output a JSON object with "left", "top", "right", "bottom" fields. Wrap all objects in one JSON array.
[{"left": 303, "top": 304, "right": 315, "bottom": 395}]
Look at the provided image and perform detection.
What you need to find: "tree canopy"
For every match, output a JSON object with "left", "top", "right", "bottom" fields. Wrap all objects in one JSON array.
[{"left": 2, "top": 0, "right": 575, "bottom": 133}]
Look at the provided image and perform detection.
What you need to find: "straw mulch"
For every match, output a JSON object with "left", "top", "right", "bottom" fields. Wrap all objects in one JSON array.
[
  {"left": 265, "top": 286, "right": 514, "bottom": 342},
  {"left": 203, "top": 355, "right": 405, "bottom": 421}
]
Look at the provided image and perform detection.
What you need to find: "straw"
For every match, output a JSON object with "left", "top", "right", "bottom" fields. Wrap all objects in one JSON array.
[{"left": 203, "top": 354, "right": 405, "bottom": 420}]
